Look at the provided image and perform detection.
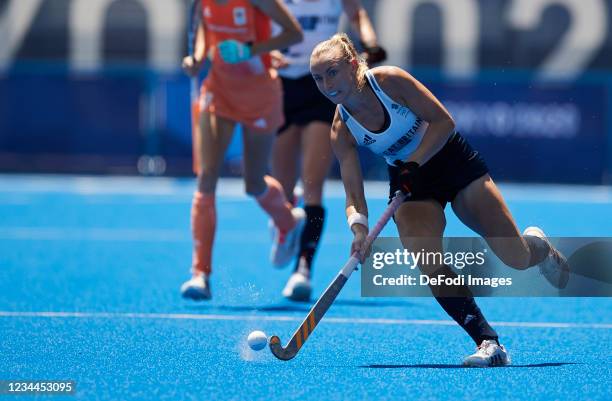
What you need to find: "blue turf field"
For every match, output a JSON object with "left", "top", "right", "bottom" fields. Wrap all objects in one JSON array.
[{"left": 0, "top": 175, "right": 611, "bottom": 400}]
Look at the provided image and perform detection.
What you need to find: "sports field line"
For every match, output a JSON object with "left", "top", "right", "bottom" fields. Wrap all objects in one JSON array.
[
  {"left": 0, "top": 227, "right": 349, "bottom": 243},
  {"left": 0, "top": 311, "right": 610, "bottom": 330},
  {"left": 2, "top": 175, "right": 612, "bottom": 204}
]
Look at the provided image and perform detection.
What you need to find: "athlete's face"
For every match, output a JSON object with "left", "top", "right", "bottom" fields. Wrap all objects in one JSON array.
[{"left": 310, "top": 49, "right": 356, "bottom": 104}]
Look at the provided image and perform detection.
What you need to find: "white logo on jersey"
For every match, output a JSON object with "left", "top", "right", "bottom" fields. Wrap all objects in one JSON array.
[{"left": 233, "top": 7, "right": 246, "bottom": 26}]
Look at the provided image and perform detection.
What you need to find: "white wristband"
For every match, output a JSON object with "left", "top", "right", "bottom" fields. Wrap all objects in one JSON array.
[{"left": 347, "top": 212, "right": 368, "bottom": 230}]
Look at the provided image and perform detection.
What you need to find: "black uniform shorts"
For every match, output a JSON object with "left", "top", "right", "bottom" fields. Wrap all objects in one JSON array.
[
  {"left": 278, "top": 75, "right": 336, "bottom": 134},
  {"left": 388, "top": 132, "right": 489, "bottom": 208}
]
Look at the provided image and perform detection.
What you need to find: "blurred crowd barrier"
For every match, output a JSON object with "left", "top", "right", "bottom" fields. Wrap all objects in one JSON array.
[{"left": 1, "top": 0, "right": 611, "bottom": 183}]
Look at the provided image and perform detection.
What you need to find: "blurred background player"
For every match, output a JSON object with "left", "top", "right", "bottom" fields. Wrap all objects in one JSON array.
[
  {"left": 270, "top": 0, "right": 386, "bottom": 301},
  {"left": 310, "top": 34, "right": 569, "bottom": 366},
  {"left": 180, "top": 0, "right": 304, "bottom": 300}
]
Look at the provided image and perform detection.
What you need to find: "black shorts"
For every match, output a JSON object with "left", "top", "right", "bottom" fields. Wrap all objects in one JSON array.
[
  {"left": 278, "top": 75, "right": 336, "bottom": 134},
  {"left": 388, "top": 132, "right": 489, "bottom": 208}
]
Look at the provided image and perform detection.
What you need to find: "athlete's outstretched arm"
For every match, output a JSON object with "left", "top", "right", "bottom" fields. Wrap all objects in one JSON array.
[
  {"left": 376, "top": 67, "right": 455, "bottom": 166},
  {"left": 330, "top": 110, "right": 370, "bottom": 261},
  {"left": 251, "top": 0, "right": 303, "bottom": 55}
]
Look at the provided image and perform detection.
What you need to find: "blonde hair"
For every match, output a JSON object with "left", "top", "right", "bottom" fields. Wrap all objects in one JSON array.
[{"left": 311, "top": 33, "right": 368, "bottom": 90}]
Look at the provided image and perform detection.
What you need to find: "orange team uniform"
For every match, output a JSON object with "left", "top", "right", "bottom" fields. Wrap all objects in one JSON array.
[{"left": 200, "top": 0, "right": 284, "bottom": 132}]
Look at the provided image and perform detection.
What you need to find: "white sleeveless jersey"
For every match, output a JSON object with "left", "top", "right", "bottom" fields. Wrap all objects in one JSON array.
[
  {"left": 339, "top": 71, "right": 428, "bottom": 166},
  {"left": 274, "top": 0, "right": 343, "bottom": 79}
]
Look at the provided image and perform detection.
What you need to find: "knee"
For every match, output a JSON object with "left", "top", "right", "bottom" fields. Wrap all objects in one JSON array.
[
  {"left": 396, "top": 236, "right": 446, "bottom": 273},
  {"left": 197, "top": 168, "right": 219, "bottom": 194},
  {"left": 415, "top": 254, "right": 449, "bottom": 275},
  {"left": 417, "top": 262, "right": 440, "bottom": 276}
]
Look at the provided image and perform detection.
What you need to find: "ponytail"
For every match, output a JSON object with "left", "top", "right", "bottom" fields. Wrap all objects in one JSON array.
[{"left": 311, "top": 33, "right": 368, "bottom": 89}]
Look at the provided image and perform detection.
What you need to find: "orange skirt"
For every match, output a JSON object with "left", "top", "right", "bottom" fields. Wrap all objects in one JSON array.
[{"left": 200, "top": 66, "right": 284, "bottom": 133}]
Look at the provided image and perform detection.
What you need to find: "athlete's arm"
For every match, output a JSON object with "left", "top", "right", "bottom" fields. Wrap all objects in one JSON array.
[
  {"left": 330, "top": 110, "right": 370, "bottom": 261},
  {"left": 376, "top": 67, "right": 455, "bottom": 166},
  {"left": 331, "top": 111, "right": 367, "bottom": 220},
  {"left": 183, "top": 24, "right": 207, "bottom": 76},
  {"left": 342, "top": 0, "right": 377, "bottom": 48},
  {"left": 342, "top": 0, "right": 385, "bottom": 64},
  {"left": 250, "top": 0, "right": 303, "bottom": 55}
]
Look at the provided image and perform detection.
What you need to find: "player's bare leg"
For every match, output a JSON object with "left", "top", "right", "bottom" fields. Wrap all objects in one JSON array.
[
  {"left": 452, "top": 174, "right": 569, "bottom": 288},
  {"left": 395, "top": 199, "right": 507, "bottom": 366},
  {"left": 283, "top": 122, "right": 333, "bottom": 301}
]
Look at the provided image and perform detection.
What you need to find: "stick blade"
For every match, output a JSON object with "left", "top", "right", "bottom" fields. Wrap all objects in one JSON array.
[{"left": 269, "top": 336, "right": 297, "bottom": 361}]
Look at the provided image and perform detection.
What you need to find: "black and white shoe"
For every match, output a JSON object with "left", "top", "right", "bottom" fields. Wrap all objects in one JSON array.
[
  {"left": 523, "top": 226, "right": 570, "bottom": 289},
  {"left": 463, "top": 340, "right": 511, "bottom": 367}
]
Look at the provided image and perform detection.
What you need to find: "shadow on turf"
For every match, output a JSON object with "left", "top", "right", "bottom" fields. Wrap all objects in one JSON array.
[
  {"left": 360, "top": 362, "right": 579, "bottom": 369},
  {"left": 185, "top": 299, "right": 419, "bottom": 313}
]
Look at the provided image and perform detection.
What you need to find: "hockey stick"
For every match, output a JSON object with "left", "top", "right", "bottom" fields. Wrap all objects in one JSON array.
[
  {"left": 187, "top": 0, "right": 202, "bottom": 174},
  {"left": 269, "top": 191, "right": 407, "bottom": 360}
]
